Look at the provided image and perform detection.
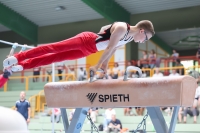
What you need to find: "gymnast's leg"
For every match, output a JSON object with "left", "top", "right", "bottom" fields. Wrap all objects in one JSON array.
[
  {"left": 13, "top": 50, "right": 87, "bottom": 71},
  {"left": 3, "top": 32, "right": 98, "bottom": 67}
]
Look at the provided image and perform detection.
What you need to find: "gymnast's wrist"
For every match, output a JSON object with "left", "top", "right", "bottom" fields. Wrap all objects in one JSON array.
[{"left": 95, "top": 64, "right": 100, "bottom": 69}]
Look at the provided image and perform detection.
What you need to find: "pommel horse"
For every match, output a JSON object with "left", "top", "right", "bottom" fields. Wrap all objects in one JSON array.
[{"left": 44, "top": 75, "right": 197, "bottom": 133}]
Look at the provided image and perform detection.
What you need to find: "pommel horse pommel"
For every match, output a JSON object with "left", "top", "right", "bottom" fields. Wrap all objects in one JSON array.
[{"left": 44, "top": 75, "right": 197, "bottom": 133}]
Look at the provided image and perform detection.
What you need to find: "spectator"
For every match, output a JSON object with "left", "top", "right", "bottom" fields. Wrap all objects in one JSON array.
[
  {"left": 136, "top": 60, "right": 144, "bottom": 77},
  {"left": 149, "top": 49, "right": 156, "bottom": 69},
  {"left": 68, "top": 66, "right": 76, "bottom": 80},
  {"left": 195, "top": 85, "right": 200, "bottom": 107},
  {"left": 126, "top": 61, "right": 133, "bottom": 78},
  {"left": 46, "top": 69, "right": 52, "bottom": 82},
  {"left": 46, "top": 109, "right": 52, "bottom": 116},
  {"left": 175, "top": 59, "right": 184, "bottom": 75},
  {"left": 178, "top": 71, "right": 200, "bottom": 123},
  {"left": 141, "top": 69, "right": 148, "bottom": 78},
  {"left": 138, "top": 57, "right": 150, "bottom": 77},
  {"left": 136, "top": 60, "right": 143, "bottom": 69},
  {"left": 69, "top": 109, "right": 75, "bottom": 121},
  {"left": 131, "top": 71, "right": 139, "bottom": 78},
  {"left": 184, "top": 85, "right": 200, "bottom": 123},
  {"left": 111, "top": 62, "right": 120, "bottom": 79},
  {"left": 33, "top": 67, "right": 41, "bottom": 82},
  {"left": 106, "top": 66, "right": 112, "bottom": 76},
  {"left": 155, "top": 57, "right": 161, "bottom": 68},
  {"left": 135, "top": 107, "right": 145, "bottom": 116},
  {"left": 178, "top": 107, "right": 184, "bottom": 123},
  {"left": 15, "top": 91, "right": 31, "bottom": 124},
  {"left": 169, "top": 69, "right": 180, "bottom": 77},
  {"left": 179, "top": 106, "right": 199, "bottom": 123},
  {"left": 78, "top": 67, "right": 87, "bottom": 81},
  {"left": 56, "top": 61, "right": 65, "bottom": 81},
  {"left": 89, "top": 107, "right": 99, "bottom": 123},
  {"left": 104, "top": 108, "right": 116, "bottom": 131},
  {"left": 152, "top": 67, "right": 163, "bottom": 77},
  {"left": 126, "top": 61, "right": 133, "bottom": 67},
  {"left": 107, "top": 114, "right": 122, "bottom": 133},
  {"left": 51, "top": 108, "right": 61, "bottom": 123},
  {"left": 141, "top": 50, "right": 148, "bottom": 68},
  {"left": 171, "top": 50, "right": 179, "bottom": 66},
  {"left": 190, "top": 70, "right": 200, "bottom": 80},
  {"left": 124, "top": 107, "right": 134, "bottom": 116}
]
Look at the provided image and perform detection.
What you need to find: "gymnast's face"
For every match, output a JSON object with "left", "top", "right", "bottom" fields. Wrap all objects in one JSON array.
[{"left": 134, "top": 29, "right": 152, "bottom": 43}]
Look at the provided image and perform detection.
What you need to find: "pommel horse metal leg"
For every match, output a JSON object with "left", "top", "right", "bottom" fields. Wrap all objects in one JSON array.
[
  {"left": 169, "top": 106, "right": 180, "bottom": 133},
  {"left": 147, "top": 107, "right": 168, "bottom": 133},
  {"left": 60, "top": 108, "right": 69, "bottom": 132},
  {"left": 63, "top": 108, "right": 89, "bottom": 133},
  {"left": 147, "top": 106, "right": 180, "bottom": 133}
]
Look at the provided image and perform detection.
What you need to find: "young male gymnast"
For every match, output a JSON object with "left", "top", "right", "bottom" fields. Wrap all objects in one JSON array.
[{"left": 3, "top": 20, "right": 155, "bottom": 75}]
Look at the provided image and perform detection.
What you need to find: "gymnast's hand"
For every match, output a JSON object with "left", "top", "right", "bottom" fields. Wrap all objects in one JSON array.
[
  {"left": 100, "top": 65, "right": 107, "bottom": 75},
  {"left": 89, "top": 65, "right": 107, "bottom": 79},
  {"left": 89, "top": 65, "right": 98, "bottom": 74}
]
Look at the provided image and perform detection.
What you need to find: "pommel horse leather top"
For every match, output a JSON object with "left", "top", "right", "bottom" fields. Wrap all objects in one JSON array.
[{"left": 44, "top": 75, "right": 197, "bottom": 108}]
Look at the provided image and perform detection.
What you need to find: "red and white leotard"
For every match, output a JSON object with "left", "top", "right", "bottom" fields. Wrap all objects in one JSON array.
[{"left": 95, "top": 22, "right": 133, "bottom": 51}]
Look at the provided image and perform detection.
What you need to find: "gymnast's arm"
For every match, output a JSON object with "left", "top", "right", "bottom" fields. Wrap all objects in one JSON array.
[
  {"left": 101, "top": 48, "right": 117, "bottom": 72},
  {"left": 94, "top": 23, "right": 127, "bottom": 69},
  {"left": 101, "top": 45, "right": 124, "bottom": 72}
]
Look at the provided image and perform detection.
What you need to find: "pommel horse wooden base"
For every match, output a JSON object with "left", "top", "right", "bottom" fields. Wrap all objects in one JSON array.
[{"left": 44, "top": 75, "right": 197, "bottom": 133}]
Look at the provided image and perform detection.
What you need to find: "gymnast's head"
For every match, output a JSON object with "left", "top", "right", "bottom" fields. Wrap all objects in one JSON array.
[{"left": 133, "top": 20, "right": 155, "bottom": 44}]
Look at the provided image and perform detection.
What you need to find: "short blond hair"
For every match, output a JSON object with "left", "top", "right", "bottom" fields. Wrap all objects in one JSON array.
[{"left": 136, "top": 20, "right": 155, "bottom": 36}]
